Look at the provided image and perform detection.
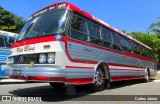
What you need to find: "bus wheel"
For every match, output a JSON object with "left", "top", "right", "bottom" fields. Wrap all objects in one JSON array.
[
  {"left": 90, "top": 68, "right": 106, "bottom": 92},
  {"left": 144, "top": 69, "right": 150, "bottom": 82},
  {"left": 49, "top": 82, "right": 65, "bottom": 88}
]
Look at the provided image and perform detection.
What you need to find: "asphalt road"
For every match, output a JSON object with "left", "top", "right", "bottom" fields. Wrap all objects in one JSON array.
[{"left": 0, "top": 79, "right": 160, "bottom": 104}]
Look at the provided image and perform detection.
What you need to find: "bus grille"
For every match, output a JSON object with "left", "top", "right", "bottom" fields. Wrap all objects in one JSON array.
[{"left": 14, "top": 54, "right": 39, "bottom": 64}]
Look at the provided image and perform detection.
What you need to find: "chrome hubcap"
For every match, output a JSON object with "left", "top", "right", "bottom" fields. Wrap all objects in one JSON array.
[
  {"left": 94, "top": 69, "right": 104, "bottom": 86},
  {"left": 146, "top": 73, "right": 149, "bottom": 81}
]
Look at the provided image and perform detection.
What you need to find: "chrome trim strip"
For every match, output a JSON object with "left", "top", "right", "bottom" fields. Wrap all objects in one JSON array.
[{"left": 110, "top": 70, "right": 146, "bottom": 77}]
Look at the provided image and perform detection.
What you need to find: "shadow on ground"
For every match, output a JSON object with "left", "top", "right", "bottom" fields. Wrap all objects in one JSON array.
[{"left": 9, "top": 79, "right": 155, "bottom": 102}]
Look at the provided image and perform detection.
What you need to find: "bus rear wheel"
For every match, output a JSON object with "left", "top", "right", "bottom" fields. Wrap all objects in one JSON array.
[
  {"left": 90, "top": 68, "right": 106, "bottom": 92},
  {"left": 144, "top": 69, "right": 150, "bottom": 82},
  {"left": 49, "top": 82, "right": 65, "bottom": 88}
]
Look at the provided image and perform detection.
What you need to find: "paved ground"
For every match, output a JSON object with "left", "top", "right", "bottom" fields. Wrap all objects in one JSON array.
[{"left": 0, "top": 79, "right": 160, "bottom": 104}]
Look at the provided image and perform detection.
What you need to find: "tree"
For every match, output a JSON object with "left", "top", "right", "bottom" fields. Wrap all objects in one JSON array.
[
  {"left": 149, "top": 17, "right": 160, "bottom": 34},
  {"left": 0, "top": 6, "right": 25, "bottom": 33},
  {"left": 148, "top": 17, "right": 160, "bottom": 69},
  {"left": 130, "top": 32, "right": 160, "bottom": 70},
  {"left": 148, "top": 17, "right": 160, "bottom": 40},
  {"left": 131, "top": 32, "right": 160, "bottom": 50}
]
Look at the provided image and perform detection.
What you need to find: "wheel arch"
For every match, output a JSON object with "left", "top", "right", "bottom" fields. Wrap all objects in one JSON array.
[
  {"left": 95, "top": 62, "right": 111, "bottom": 81},
  {"left": 147, "top": 68, "right": 151, "bottom": 78}
]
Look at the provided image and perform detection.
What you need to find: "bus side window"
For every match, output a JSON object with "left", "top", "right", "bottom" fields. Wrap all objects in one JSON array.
[
  {"left": 87, "top": 21, "right": 100, "bottom": 38},
  {"left": 117, "top": 34, "right": 133, "bottom": 52},
  {"left": 135, "top": 44, "right": 141, "bottom": 55},
  {"left": 85, "top": 20, "right": 101, "bottom": 45},
  {"left": 141, "top": 47, "right": 148, "bottom": 57},
  {"left": 71, "top": 14, "right": 103, "bottom": 45},
  {"left": 150, "top": 51, "right": 155, "bottom": 60},
  {"left": 101, "top": 29, "right": 121, "bottom": 51},
  {"left": 148, "top": 50, "right": 153, "bottom": 59},
  {"left": 0, "top": 36, "right": 5, "bottom": 47},
  {"left": 71, "top": 15, "right": 83, "bottom": 31},
  {"left": 101, "top": 28, "right": 112, "bottom": 48},
  {"left": 71, "top": 15, "right": 85, "bottom": 40},
  {"left": 111, "top": 33, "right": 122, "bottom": 51},
  {"left": 130, "top": 41, "right": 140, "bottom": 55}
]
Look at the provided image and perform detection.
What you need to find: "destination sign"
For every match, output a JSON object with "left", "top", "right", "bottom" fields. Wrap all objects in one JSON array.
[{"left": 28, "top": 3, "right": 67, "bottom": 21}]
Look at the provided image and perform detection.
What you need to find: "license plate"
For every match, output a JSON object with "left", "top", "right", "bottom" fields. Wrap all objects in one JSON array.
[{"left": 13, "top": 70, "right": 21, "bottom": 75}]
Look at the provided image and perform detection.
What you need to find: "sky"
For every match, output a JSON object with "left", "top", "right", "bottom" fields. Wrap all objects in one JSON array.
[{"left": 0, "top": 0, "right": 160, "bottom": 32}]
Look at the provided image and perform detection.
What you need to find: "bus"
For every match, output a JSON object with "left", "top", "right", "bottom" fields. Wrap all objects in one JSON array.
[
  {"left": 3, "top": 2, "right": 157, "bottom": 91},
  {"left": 0, "top": 30, "right": 17, "bottom": 78}
]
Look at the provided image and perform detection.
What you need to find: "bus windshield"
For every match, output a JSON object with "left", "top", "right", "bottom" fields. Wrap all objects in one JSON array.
[{"left": 17, "top": 10, "right": 69, "bottom": 41}]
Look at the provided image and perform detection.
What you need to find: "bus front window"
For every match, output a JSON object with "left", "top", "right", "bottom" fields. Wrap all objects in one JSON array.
[{"left": 17, "top": 10, "right": 69, "bottom": 41}]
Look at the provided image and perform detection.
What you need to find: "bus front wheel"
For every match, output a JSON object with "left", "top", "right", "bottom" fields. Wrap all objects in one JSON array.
[{"left": 90, "top": 67, "right": 107, "bottom": 92}]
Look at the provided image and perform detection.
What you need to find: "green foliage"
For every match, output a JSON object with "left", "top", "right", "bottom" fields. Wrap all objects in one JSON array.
[
  {"left": 149, "top": 17, "right": 160, "bottom": 34},
  {"left": 148, "top": 17, "right": 160, "bottom": 69},
  {"left": 129, "top": 20, "right": 160, "bottom": 69},
  {"left": 0, "top": 6, "right": 25, "bottom": 33},
  {"left": 131, "top": 32, "right": 160, "bottom": 52}
]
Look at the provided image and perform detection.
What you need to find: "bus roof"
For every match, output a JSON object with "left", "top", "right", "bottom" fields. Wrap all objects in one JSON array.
[
  {"left": 0, "top": 30, "right": 18, "bottom": 37},
  {"left": 29, "top": 2, "right": 152, "bottom": 50}
]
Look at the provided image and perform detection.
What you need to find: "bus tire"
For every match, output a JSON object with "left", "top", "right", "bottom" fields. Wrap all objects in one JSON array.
[
  {"left": 89, "top": 64, "right": 109, "bottom": 92},
  {"left": 49, "top": 82, "right": 65, "bottom": 88},
  {"left": 144, "top": 69, "right": 150, "bottom": 82}
]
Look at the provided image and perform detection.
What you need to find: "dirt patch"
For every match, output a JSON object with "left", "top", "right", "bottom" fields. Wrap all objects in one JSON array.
[{"left": 152, "top": 72, "right": 160, "bottom": 80}]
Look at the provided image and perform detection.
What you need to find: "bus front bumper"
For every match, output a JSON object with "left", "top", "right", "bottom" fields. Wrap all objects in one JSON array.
[{"left": 3, "top": 65, "right": 94, "bottom": 84}]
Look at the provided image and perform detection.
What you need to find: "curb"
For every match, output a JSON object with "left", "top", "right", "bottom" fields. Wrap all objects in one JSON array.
[
  {"left": 152, "top": 80, "right": 160, "bottom": 82},
  {"left": 0, "top": 79, "right": 25, "bottom": 83}
]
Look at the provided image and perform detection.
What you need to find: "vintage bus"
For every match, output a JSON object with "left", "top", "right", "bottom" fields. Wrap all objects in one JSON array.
[
  {"left": 0, "top": 30, "right": 17, "bottom": 78},
  {"left": 3, "top": 2, "right": 157, "bottom": 91}
]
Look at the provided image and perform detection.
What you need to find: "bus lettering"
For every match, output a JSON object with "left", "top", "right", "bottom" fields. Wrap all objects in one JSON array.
[
  {"left": 17, "top": 48, "right": 23, "bottom": 53},
  {"left": 17, "top": 46, "right": 35, "bottom": 53},
  {"left": 24, "top": 46, "right": 35, "bottom": 52}
]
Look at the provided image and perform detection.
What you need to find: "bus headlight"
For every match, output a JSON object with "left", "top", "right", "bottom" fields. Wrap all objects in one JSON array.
[
  {"left": 47, "top": 53, "right": 55, "bottom": 64},
  {"left": 10, "top": 57, "right": 14, "bottom": 64},
  {"left": 7, "top": 57, "right": 14, "bottom": 64},
  {"left": 39, "top": 54, "right": 46, "bottom": 63}
]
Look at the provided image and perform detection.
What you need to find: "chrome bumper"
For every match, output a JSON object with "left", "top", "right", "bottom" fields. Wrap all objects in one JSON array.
[
  {"left": 4, "top": 66, "right": 66, "bottom": 78},
  {"left": 3, "top": 65, "right": 95, "bottom": 83}
]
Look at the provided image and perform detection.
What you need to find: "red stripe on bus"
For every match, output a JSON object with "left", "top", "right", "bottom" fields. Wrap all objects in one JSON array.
[
  {"left": 67, "top": 78, "right": 93, "bottom": 85},
  {"left": 108, "top": 63, "right": 145, "bottom": 68},
  {"left": 66, "top": 66, "right": 94, "bottom": 69},
  {"left": 124, "top": 52, "right": 156, "bottom": 63},
  {"left": 9, "top": 75, "right": 93, "bottom": 85},
  {"left": 12, "top": 36, "right": 56, "bottom": 48},
  {"left": 111, "top": 76, "right": 145, "bottom": 81}
]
